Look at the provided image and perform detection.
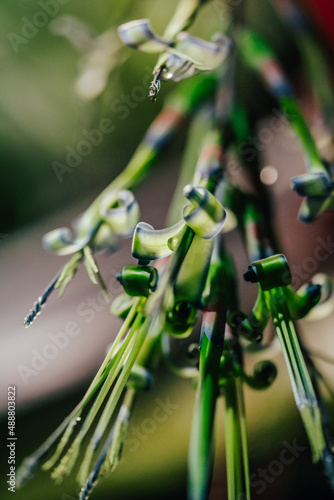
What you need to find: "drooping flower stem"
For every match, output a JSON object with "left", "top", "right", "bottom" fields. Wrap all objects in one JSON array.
[
  {"left": 17, "top": 297, "right": 142, "bottom": 485},
  {"left": 188, "top": 325, "right": 224, "bottom": 500},
  {"left": 77, "top": 314, "right": 148, "bottom": 484},
  {"left": 79, "top": 387, "right": 137, "bottom": 500},
  {"left": 224, "top": 377, "right": 243, "bottom": 500},
  {"left": 51, "top": 310, "right": 146, "bottom": 482},
  {"left": 162, "top": 0, "right": 210, "bottom": 41}
]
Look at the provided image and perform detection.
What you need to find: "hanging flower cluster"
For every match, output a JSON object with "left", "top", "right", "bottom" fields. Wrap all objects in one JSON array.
[{"left": 18, "top": 0, "right": 334, "bottom": 499}]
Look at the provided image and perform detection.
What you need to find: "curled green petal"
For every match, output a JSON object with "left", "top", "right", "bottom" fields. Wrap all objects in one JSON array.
[
  {"left": 127, "top": 364, "right": 152, "bottom": 390},
  {"left": 117, "top": 19, "right": 170, "bottom": 53},
  {"left": 243, "top": 254, "right": 291, "bottom": 291},
  {"left": 55, "top": 251, "right": 83, "bottom": 297},
  {"left": 183, "top": 185, "right": 226, "bottom": 238},
  {"left": 118, "top": 18, "right": 231, "bottom": 84},
  {"left": 164, "top": 297, "right": 198, "bottom": 337},
  {"left": 170, "top": 32, "right": 230, "bottom": 70},
  {"left": 132, "top": 220, "right": 185, "bottom": 260},
  {"left": 228, "top": 287, "right": 270, "bottom": 344},
  {"left": 91, "top": 223, "right": 118, "bottom": 252},
  {"left": 291, "top": 172, "right": 334, "bottom": 223},
  {"left": 174, "top": 235, "right": 213, "bottom": 305},
  {"left": 99, "top": 189, "right": 140, "bottom": 237}
]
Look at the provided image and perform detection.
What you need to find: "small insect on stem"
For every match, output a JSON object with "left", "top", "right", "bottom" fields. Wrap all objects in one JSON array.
[{"left": 149, "top": 66, "right": 164, "bottom": 103}]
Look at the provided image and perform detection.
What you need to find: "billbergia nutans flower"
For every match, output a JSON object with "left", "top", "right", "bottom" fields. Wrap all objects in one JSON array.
[{"left": 17, "top": 1, "right": 334, "bottom": 499}]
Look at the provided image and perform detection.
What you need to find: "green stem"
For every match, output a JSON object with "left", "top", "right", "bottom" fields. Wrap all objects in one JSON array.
[
  {"left": 78, "top": 315, "right": 148, "bottom": 481},
  {"left": 162, "top": 0, "right": 209, "bottom": 41},
  {"left": 237, "top": 378, "right": 250, "bottom": 500},
  {"left": 50, "top": 309, "right": 145, "bottom": 480},
  {"left": 269, "top": 288, "right": 326, "bottom": 462},
  {"left": 279, "top": 96, "right": 326, "bottom": 174},
  {"left": 188, "top": 331, "right": 222, "bottom": 500}
]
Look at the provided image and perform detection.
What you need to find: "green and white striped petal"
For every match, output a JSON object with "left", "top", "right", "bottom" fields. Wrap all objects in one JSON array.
[
  {"left": 132, "top": 220, "right": 186, "bottom": 261},
  {"left": 118, "top": 19, "right": 171, "bottom": 53},
  {"left": 183, "top": 185, "right": 226, "bottom": 238},
  {"left": 132, "top": 187, "right": 226, "bottom": 261},
  {"left": 99, "top": 189, "right": 140, "bottom": 237}
]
